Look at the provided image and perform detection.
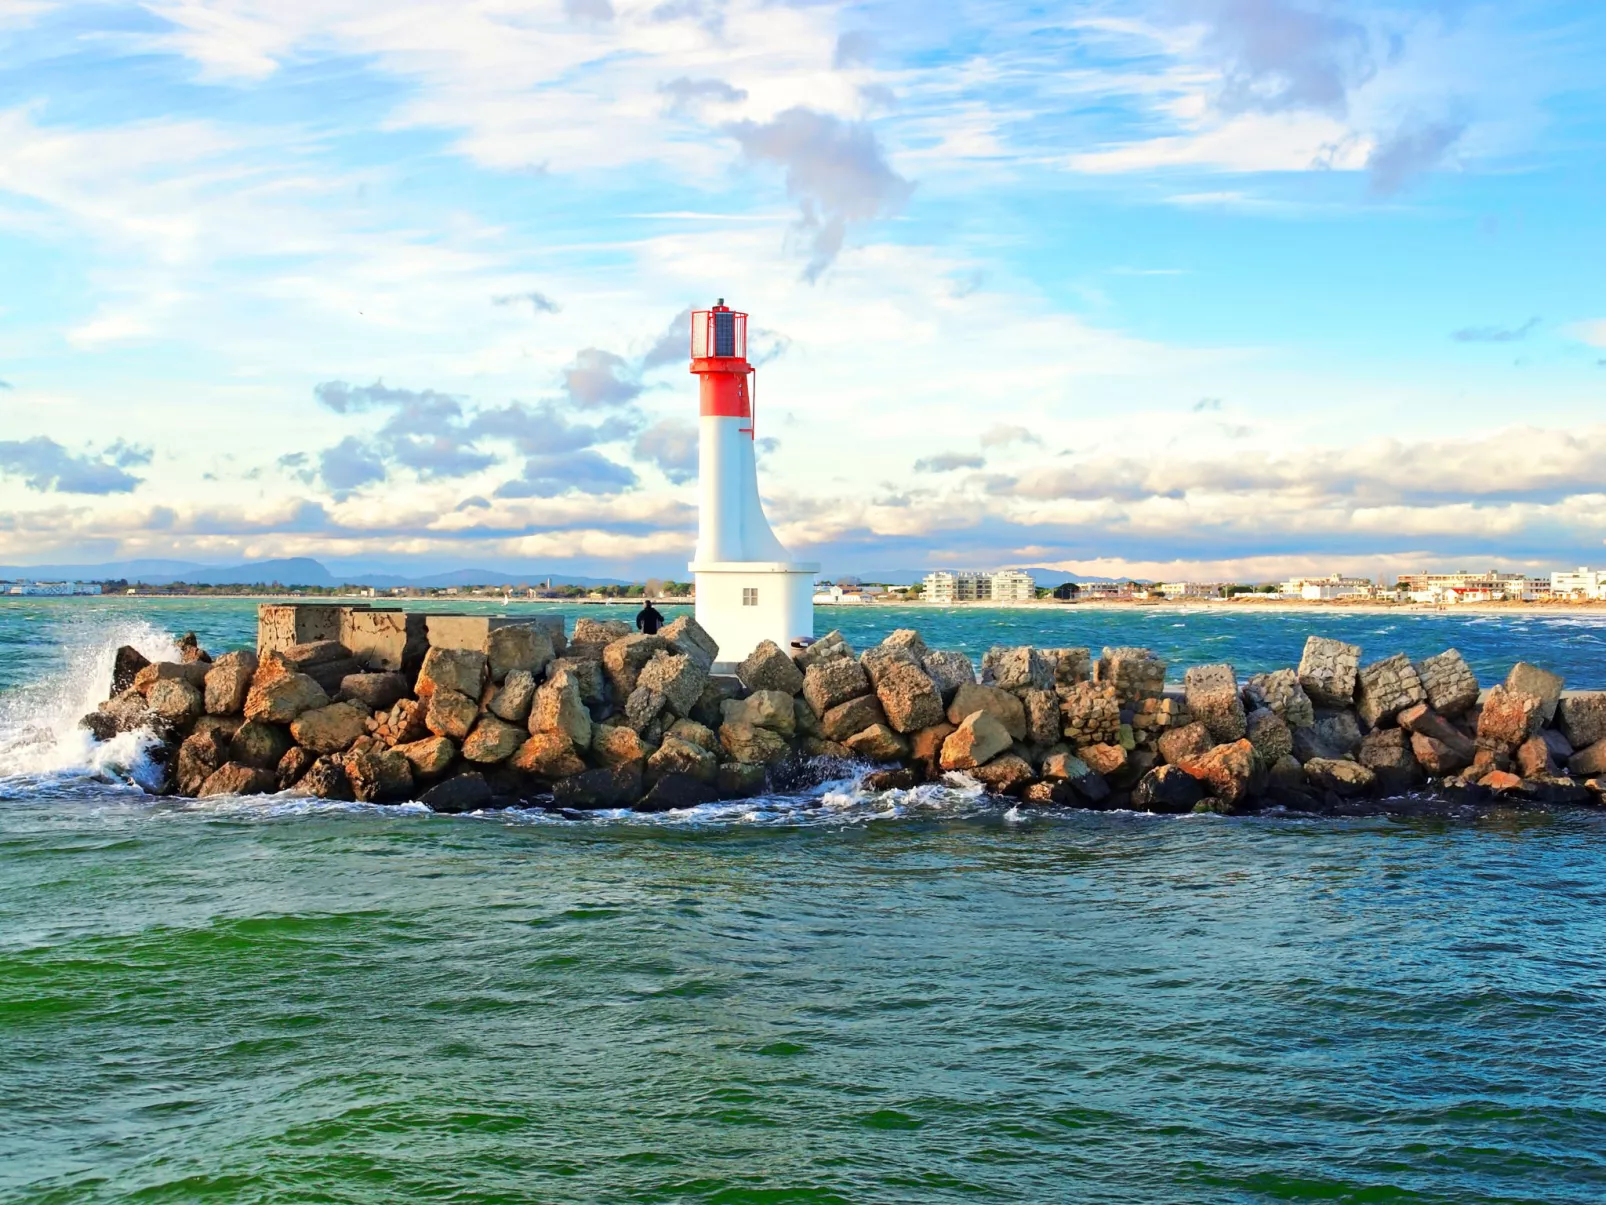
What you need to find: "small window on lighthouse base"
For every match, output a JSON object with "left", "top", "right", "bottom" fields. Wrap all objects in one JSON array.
[{"left": 742, "top": 588, "right": 759, "bottom": 607}]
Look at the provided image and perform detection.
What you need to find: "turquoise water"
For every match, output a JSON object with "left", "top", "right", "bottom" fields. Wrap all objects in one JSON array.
[{"left": 3, "top": 599, "right": 1606, "bottom": 1202}]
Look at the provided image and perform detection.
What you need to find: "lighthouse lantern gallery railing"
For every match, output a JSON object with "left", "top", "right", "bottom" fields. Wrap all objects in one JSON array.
[{"left": 690, "top": 303, "right": 747, "bottom": 361}]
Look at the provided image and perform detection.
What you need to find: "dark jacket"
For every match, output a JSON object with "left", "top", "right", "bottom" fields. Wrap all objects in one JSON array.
[{"left": 636, "top": 602, "right": 663, "bottom": 635}]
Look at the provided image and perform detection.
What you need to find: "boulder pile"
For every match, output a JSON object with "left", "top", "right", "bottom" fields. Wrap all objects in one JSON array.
[{"left": 80, "top": 608, "right": 1606, "bottom": 814}]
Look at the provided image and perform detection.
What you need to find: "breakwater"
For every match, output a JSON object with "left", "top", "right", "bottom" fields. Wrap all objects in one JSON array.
[{"left": 78, "top": 602, "right": 1606, "bottom": 813}]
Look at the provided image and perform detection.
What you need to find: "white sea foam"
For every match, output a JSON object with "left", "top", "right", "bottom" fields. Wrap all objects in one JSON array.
[{"left": 0, "top": 616, "right": 179, "bottom": 790}]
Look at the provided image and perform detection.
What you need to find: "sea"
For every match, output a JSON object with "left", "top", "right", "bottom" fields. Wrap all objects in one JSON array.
[{"left": 2, "top": 597, "right": 1604, "bottom": 1203}]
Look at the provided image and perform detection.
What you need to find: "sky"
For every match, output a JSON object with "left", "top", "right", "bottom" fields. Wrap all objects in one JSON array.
[{"left": 2, "top": 0, "right": 1605, "bottom": 583}]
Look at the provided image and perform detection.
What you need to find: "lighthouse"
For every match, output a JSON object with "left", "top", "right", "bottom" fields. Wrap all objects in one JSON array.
[{"left": 687, "top": 300, "right": 817, "bottom": 672}]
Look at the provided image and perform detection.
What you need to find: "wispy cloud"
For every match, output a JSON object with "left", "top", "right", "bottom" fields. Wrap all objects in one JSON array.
[
  {"left": 493, "top": 291, "right": 561, "bottom": 315},
  {"left": 1367, "top": 116, "right": 1465, "bottom": 197},
  {"left": 1451, "top": 317, "right": 1540, "bottom": 344},
  {"left": 914, "top": 451, "right": 986, "bottom": 473}
]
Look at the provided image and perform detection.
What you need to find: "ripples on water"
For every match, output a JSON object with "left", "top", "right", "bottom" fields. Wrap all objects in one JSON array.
[{"left": 3, "top": 600, "right": 1606, "bottom": 1201}]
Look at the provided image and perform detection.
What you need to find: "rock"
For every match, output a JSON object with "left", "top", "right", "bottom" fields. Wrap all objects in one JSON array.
[
  {"left": 1568, "top": 739, "right": 1606, "bottom": 778},
  {"left": 278, "top": 642, "right": 361, "bottom": 696},
  {"left": 396, "top": 735, "right": 456, "bottom": 777},
  {"left": 1480, "top": 770, "right": 1528, "bottom": 795},
  {"left": 1059, "top": 681, "right": 1121, "bottom": 747},
  {"left": 198, "top": 762, "right": 276, "bottom": 797},
  {"left": 1359, "top": 727, "right": 1423, "bottom": 791},
  {"left": 1183, "top": 664, "right": 1246, "bottom": 743},
  {"left": 97, "top": 689, "right": 154, "bottom": 736},
  {"left": 793, "top": 696, "right": 822, "bottom": 738},
  {"left": 1515, "top": 735, "right": 1556, "bottom": 780},
  {"left": 176, "top": 632, "right": 210, "bottom": 663},
  {"left": 79, "top": 711, "right": 120, "bottom": 742},
  {"left": 666, "top": 718, "right": 719, "bottom": 753},
  {"left": 1505, "top": 662, "right": 1564, "bottom": 725},
  {"left": 147, "top": 678, "right": 204, "bottom": 728},
  {"left": 549, "top": 656, "right": 605, "bottom": 705},
  {"left": 1557, "top": 693, "right": 1606, "bottom": 750},
  {"left": 1158, "top": 721, "right": 1214, "bottom": 766},
  {"left": 660, "top": 614, "right": 719, "bottom": 671},
  {"left": 1242, "top": 669, "right": 1315, "bottom": 729},
  {"left": 1292, "top": 709, "right": 1362, "bottom": 763},
  {"left": 1079, "top": 742, "right": 1126, "bottom": 776},
  {"left": 940, "top": 711, "right": 1012, "bottom": 770},
  {"left": 1414, "top": 649, "right": 1480, "bottom": 716},
  {"left": 1264, "top": 754, "right": 1314, "bottom": 804},
  {"left": 488, "top": 669, "right": 538, "bottom": 724},
  {"left": 1303, "top": 757, "right": 1376, "bottom": 797},
  {"left": 844, "top": 723, "right": 909, "bottom": 762},
  {"left": 718, "top": 761, "right": 767, "bottom": 798},
  {"left": 176, "top": 728, "right": 231, "bottom": 796},
  {"left": 982, "top": 646, "right": 1052, "bottom": 693},
  {"left": 691, "top": 676, "right": 743, "bottom": 729},
  {"left": 111, "top": 645, "right": 151, "bottom": 695},
  {"left": 864, "top": 767, "right": 922, "bottom": 792},
  {"left": 1353, "top": 654, "right": 1427, "bottom": 729},
  {"left": 530, "top": 670, "right": 593, "bottom": 749},
  {"left": 419, "top": 772, "right": 493, "bottom": 814},
  {"left": 339, "top": 671, "right": 409, "bottom": 712},
  {"left": 276, "top": 745, "right": 313, "bottom": 790},
  {"left": 423, "top": 688, "right": 478, "bottom": 741},
  {"left": 511, "top": 732, "right": 587, "bottom": 778},
  {"left": 946, "top": 683, "right": 1026, "bottom": 740},
  {"left": 624, "top": 686, "right": 667, "bottom": 733},
  {"left": 726, "top": 689, "right": 795, "bottom": 735},
  {"left": 373, "top": 698, "right": 428, "bottom": 747},
  {"left": 638, "top": 772, "right": 721, "bottom": 812},
  {"left": 134, "top": 660, "right": 209, "bottom": 695},
  {"left": 1297, "top": 636, "right": 1361, "bottom": 709},
  {"left": 1132, "top": 764, "right": 1205, "bottom": 814},
  {"left": 344, "top": 746, "right": 413, "bottom": 803},
  {"left": 821, "top": 694, "right": 889, "bottom": 742},
  {"left": 244, "top": 671, "right": 329, "bottom": 725},
  {"left": 485, "top": 624, "right": 555, "bottom": 683},
  {"left": 416, "top": 647, "right": 488, "bottom": 701},
  {"left": 737, "top": 639, "right": 805, "bottom": 695},
  {"left": 921, "top": 650, "right": 975, "bottom": 701},
  {"left": 594, "top": 724, "right": 656, "bottom": 767},
  {"left": 908, "top": 722, "right": 957, "bottom": 776},
  {"left": 203, "top": 651, "right": 258, "bottom": 715},
  {"left": 971, "top": 753, "right": 1035, "bottom": 795},
  {"left": 1543, "top": 728, "right": 1574, "bottom": 763},
  {"left": 554, "top": 762, "right": 644, "bottom": 810},
  {"left": 1021, "top": 689, "right": 1061, "bottom": 747},
  {"left": 301, "top": 756, "right": 354, "bottom": 800},
  {"left": 229, "top": 721, "right": 293, "bottom": 771},
  {"left": 571, "top": 617, "right": 633, "bottom": 647},
  {"left": 794, "top": 629, "right": 852, "bottom": 671},
  {"left": 1043, "top": 647, "right": 1092, "bottom": 688},
  {"left": 803, "top": 657, "right": 871, "bottom": 717},
  {"left": 648, "top": 736, "right": 719, "bottom": 783},
  {"left": 1244, "top": 708, "right": 1293, "bottom": 768},
  {"left": 1094, "top": 647, "right": 1167, "bottom": 704},
  {"left": 1130, "top": 696, "right": 1191, "bottom": 746},
  {"left": 1476, "top": 686, "right": 1544, "bottom": 752},
  {"left": 873, "top": 660, "right": 945, "bottom": 733},
  {"left": 1177, "top": 739, "right": 1256, "bottom": 807},
  {"left": 636, "top": 651, "right": 708, "bottom": 718},
  {"left": 462, "top": 716, "right": 525, "bottom": 764},
  {"left": 601, "top": 633, "right": 671, "bottom": 699},
  {"left": 290, "top": 702, "right": 369, "bottom": 755},
  {"left": 719, "top": 720, "right": 790, "bottom": 766}
]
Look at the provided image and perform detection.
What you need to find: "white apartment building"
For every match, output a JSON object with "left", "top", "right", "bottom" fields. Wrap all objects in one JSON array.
[
  {"left": 1159, "top": 581, "right": 1222, "bottom": 599},
  {"left": 1397, "top": 570, "right": 1541, "bottom": 603},
  {"left": 923, "top": 569, "right": 1037, "bottom": 603},
  {"left": 1280, "top": 573, "right": 1373, "bottom": 600},
  {"left": 1552, "top": 568, "right": 1606, "bottom": 600},
  {"left": 1079, "top": 581, "right": 1134, "bottom": 599},
  {"left": 4, "top": 581, "right": 101, "bottom": 596}
]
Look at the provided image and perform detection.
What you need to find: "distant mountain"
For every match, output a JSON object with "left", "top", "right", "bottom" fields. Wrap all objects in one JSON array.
[{"left": 0, "top": 558, "right": 630, "bottom": 588}]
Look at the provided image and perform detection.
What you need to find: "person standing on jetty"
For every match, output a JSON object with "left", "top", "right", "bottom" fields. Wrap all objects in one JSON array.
[{"left": 635, "top": 598, "right": 664, "bottom": 635}]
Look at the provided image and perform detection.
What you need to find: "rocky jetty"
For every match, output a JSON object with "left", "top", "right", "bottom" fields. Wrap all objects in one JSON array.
[{"left": 80, "top": 604, "right": 1606, "bottom": 814}]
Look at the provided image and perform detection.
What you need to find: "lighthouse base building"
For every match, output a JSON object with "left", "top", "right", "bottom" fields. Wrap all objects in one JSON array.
[{"left": 686, "top": 301, "right": 817, "bottom": 673}]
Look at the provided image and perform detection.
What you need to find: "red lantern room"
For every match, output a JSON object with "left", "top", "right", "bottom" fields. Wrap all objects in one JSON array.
[{"left": 689, "top": 300, "right": 753, "bottom": 432}]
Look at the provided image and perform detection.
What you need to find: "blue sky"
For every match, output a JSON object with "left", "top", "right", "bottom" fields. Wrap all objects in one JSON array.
[{"left": 2, "top": 0, "right": 1604, "bottom": 581}]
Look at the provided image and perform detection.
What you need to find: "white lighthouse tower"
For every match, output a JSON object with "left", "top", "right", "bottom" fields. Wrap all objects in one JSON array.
[{"left": 687, "top": 300, "right": 817, "bottom": 672}]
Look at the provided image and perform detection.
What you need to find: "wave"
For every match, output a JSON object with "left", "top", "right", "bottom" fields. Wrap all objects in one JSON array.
[{"left": 0, "top": 616, "right": 178, "bottom": 792}]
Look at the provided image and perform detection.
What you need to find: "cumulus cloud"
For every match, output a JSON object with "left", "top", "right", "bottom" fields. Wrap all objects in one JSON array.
[
  {"left": 642, "top": 308, "right": 693, "bottom": 370},
  {"left": 1182, "top": 0, "right": 1374, "bottom": 115},
  {"left": 317, "top": 437, "right": 388, "bottom": 496},
  {"left": 979, "top": 424, "right": 1042, "bottom": 448},
  {"left": 469, "top": 399, "right": 631, "bottom": 454},
  {"left": 563, "top": 348, "right": 642, "bottom": 408},
  {"left": 833, "top": 31, "right": 876, "bottom": 68},
  {"left": 659, "top": 77, "right": 747, "bottom": 113},
  {"left": 0, "top": 438, "right": 145, "bottom": 494},
  {"left": 563, "top": 0, "right": 613, "bottom": 22},
  {"left": 633, "top": 419, "right": 698, "bottom": 484},
  {"left": 1451, "top": 318, "right": 1540, "bottom": 344},
  {"left": 495, "top": 450, "right": 638, "bottom": 498},
  {"left": 1367, "top": 116, "right": 1465, "bottom": 197},
  {"left": 493, "top": 290, "right": 560, "bottom": 315},
  {"left": 727, "top": 107, "right": 913, "bottom": 281},
  {"left": 914, "top": 451, "right": 986, "bottom": 473}
]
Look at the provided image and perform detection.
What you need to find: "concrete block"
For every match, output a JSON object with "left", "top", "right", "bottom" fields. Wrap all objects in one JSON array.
[
  {"left": 340, "top": 608, "right": 428, "bottom": 677},
  {"left": 258, "top": 603, "right": 367, "bottom": 654},
  {"left": 425, "top": 614, "right": 537, "bottom": 653}
]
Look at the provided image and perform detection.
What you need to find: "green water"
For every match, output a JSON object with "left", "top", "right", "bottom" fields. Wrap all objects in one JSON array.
[{"left": 2, "top": 599, "right": 1605, "bottom": 1202}]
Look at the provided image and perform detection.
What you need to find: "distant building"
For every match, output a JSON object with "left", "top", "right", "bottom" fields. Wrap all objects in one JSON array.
[
  {"left": 1159, "top": 581, "right": 1223, "bottom": 599},
  {"left": 1396, "top": 570, "right": 1536, "bottom": 603},
  {"left": 813, "top": 585, "right": 868, "bottom": 605},
  {"left": 1079, "top": 582, "right": 1134, "bottom": 600},
  {"left": 1280, "top": 573, "right": 1372, "bottom": 600},
  {"left": 5, "top": 581, "right": 101, "bottom": 596},
  {"left": 923, "top": 569, "right": 1036, "bottom": 603},
  {"left": 1551, "top": 568, "right": 1606, "bottom": 600}
]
